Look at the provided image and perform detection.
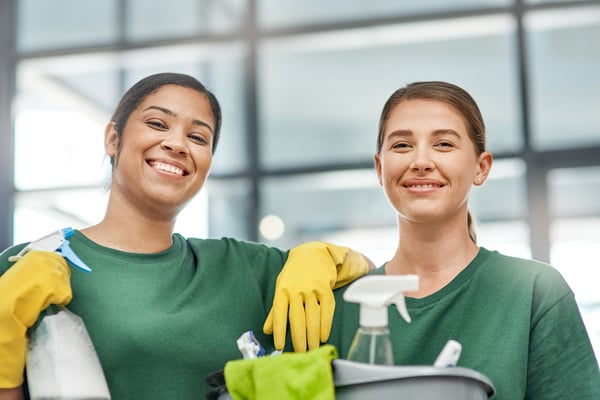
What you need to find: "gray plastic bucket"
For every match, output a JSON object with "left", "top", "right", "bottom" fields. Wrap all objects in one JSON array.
[
  {"left": 218, "top": 359, "right": 495, "bottom": 399},
  {"left": 333, "top": 359, "right": 495, "bottom": 399}
]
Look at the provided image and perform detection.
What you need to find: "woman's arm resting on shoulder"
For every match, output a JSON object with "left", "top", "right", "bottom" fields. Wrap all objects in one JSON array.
[{"left": 263, "top": 242, "right": 373, "bottom": 352}]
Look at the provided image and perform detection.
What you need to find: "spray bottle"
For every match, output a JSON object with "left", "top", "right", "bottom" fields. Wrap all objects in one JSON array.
[
  {"left": 344, "top": 275, "right": 419, "bottom": 365},
  {"left": 8, "top": 227, "right": 111, "bottom": 400}
]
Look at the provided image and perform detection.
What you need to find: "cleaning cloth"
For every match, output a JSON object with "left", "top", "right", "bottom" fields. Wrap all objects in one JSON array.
[{"left": 224, "top": 344, "right": 337, "bottom": 400}]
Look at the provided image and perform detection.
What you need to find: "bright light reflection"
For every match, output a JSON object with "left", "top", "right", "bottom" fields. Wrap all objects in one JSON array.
[
  {"left": 259, "top": 214, "right": 285, "bottom": 241},
  {"left": 15, "top": 110, "right": 107, "bottom": 190}
]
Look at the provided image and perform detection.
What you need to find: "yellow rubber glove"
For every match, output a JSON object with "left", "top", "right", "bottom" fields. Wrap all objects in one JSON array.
[
  {"left": 263, "top": 242, "right": 371, "bottom": 352},
  {"left": 0, "top": 251, "right": 72, "bottom": 387}
]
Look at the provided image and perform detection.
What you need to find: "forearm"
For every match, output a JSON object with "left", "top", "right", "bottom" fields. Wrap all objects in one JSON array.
[{"left": 0, "top": 387, "right": 24, "bottom": 400}]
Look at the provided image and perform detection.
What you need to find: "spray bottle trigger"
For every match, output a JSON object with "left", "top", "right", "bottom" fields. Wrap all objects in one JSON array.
[
  {"left": 392, "top": 295, "right": 411, "bottom": 323},
  {"left": 7, "top": 230, "right": 65, "bottom": 262},
  {"left": 57, "top": 240, "right": 92, "bottom": 272}
]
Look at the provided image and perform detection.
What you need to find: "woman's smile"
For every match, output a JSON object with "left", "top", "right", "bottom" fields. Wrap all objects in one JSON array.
[{"left": 147, "top": 160, "right": 188, "bottom": 176}]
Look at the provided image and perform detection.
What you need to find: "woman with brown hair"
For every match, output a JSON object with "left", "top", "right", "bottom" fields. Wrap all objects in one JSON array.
[{"left": 329, "top": 81, "right": 600, "bottom": 399}]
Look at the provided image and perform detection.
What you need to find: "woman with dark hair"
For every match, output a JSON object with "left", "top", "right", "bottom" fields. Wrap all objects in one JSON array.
[
  {"left": 0, "top": 72, "right": 371, "bottom": 399},
  {"left": 329, "top": 81, "right": 600, "bottom": 399}
]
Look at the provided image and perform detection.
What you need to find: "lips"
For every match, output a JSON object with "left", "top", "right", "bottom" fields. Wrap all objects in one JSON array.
[
  {"left": 402, "top": 179, "right": 444, "bottom": 192},
  {"left": 148, "top": 160, "right": 188, "bottom": 176},
  {"left": 405, "top": 183, "right": 440, "bottom": 189}
]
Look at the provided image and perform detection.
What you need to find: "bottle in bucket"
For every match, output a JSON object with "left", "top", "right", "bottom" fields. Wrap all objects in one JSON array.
[{"left": 344, "top": 275, "right": 419, "bottom": 365}]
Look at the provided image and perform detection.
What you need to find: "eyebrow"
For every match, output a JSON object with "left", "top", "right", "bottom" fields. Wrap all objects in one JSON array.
[
  {"left": 143, "top": 105, "right": 214, "bottom": 133},
  {"left": 386, "top": 128, "right": 461, "bottom": 139}
]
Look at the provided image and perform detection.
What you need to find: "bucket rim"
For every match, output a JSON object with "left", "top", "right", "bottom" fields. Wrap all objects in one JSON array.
[{"left": 332, "top": 359, "right": 496, "bottom": 397}]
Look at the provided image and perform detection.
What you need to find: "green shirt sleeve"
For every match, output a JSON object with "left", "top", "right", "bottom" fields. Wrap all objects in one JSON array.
[{"left": 526, "top": 285, "right": 600, "bottom": 399}]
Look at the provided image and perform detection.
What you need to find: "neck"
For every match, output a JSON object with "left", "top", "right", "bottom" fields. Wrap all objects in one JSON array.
[
  {"left": 385, "top": 218, "right": 479, "bottom": 298},
  {"left": 81, "top": 196, "right": 176, "bottom": 253}
]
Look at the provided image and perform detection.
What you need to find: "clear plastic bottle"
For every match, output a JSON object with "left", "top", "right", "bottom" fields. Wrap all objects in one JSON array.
[
  {"left": 344, "top": 275, "right": 419, "bottom": 365},
  {"left": 347, "top": 325, "right": 394, "bottom": 365},
  {"left": 26, "top": 305, "right": 111, "bottom": 400}
]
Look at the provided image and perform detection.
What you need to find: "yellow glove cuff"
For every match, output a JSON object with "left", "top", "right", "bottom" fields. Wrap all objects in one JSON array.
[{"left": 322, "top": 243, "right": 371, "bottom": 289}]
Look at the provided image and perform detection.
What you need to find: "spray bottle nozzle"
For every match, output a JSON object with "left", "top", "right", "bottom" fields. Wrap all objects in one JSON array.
[
  {"left": 8, "top": 227, "right": 92, "bottom": 272},
  {"left": 343, "top": 275, "right": 419, "bottom": 326}
]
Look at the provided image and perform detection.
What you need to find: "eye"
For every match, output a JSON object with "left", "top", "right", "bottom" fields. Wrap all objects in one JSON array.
[
  {"left": 391, "top": 141, "right": 412, "bottom": 151},
  {"left": 188, "top": 132, "right": 211, "bottom": 146},
  {"left": 435, "top": 140, "right": 455, "bottom": 150},
  {"left": 146, "top": 120, "right": 167, "bottom": 130}
]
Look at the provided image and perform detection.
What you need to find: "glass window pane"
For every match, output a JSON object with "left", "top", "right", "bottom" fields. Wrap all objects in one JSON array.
[
  {"left": 17, "top": 0, "right": 118, "bottom": 52},
  {"left": 470, "top": 158, "right": 530, "bottom": 257},
  {"left": 311, "top": 226, "right": 399, "bottom": 269},
  {"left": 257, "top": 0, "right": 512, "bottom": 29},
  {"left": 550, "top": 218, "right": 600, "bottom": 305},
  {"left": 551, "top": 217, "right": 600, "bottom": 359},
  {"left": 476, "top": 220, "right": 531, "bottom": 259},
  {"left": 547, "top": 166, "right": 600, "bottom": 218},
  {"left": 14, "top": 110, "right": 108, "bottom": 189},
  {"left": 14, "top": 188, "right": 109, "bottom": 244},
  {"left": 126, "top": 0, "right": 247, "bottom": 41},
  {"left": 258, "top": 15, "right": 521, "bottom": 169},
  {"left": 206, "top": 179, "right": 252, "bottom": 240},
  {"left": 15, "top": 59, "right": 114, "bottom": 190},
  {"left": 470, "top": 158, "right": 528, "bottom": 221},
  {"left": 174, "top": 191, "right": 209, "bottom": 238},
  {"left": 548, "top": 167, "right": 600, "bottom": 357},
  {"left": 14, "top": 188, "right": 208, "bottom": 244},
  {"left": 259, "top": 170, "right": 392, "bottom": 251},
  {"left": 525, "top": 6, "right": 600, "bottom": 151}
]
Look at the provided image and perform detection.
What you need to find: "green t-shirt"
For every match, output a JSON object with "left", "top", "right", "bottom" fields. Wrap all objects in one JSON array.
[
  {"left": 0, "top": 231, "right": 289, "bottom": 399},
  {"left": 328, "top": 247, "right": 600, "bottom": 399}
]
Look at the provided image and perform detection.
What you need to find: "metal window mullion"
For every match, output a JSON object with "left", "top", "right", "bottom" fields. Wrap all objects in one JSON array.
[{"left": 0, "top": 0, "right": 17, "bottom": 250}]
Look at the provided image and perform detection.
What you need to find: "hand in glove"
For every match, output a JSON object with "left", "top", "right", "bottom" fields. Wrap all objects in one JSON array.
[
  {"left": 0, "top": 251, "right": 72, "bottom": 387},
  {"left": 263, "top": 242, "right": 372, "bottom": 352}
]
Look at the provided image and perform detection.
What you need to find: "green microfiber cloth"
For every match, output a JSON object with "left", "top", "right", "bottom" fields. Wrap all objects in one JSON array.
[{"left": 224, "top": 344, "right": 338, "bottom": 400}]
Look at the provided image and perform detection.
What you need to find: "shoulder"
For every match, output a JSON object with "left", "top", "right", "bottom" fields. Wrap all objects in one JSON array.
[
  {"left": 480, "top": 247, "right": 548, "bottom": 270},
  {"left": 477, "top": 247, "right": 574, "bottom": 309},
  {"left": 182, "top": 235, "right": 282, "bottom": 253},
  {"left": 181, "top": 235, "right": 288, "bottom": 263},
  {"left": 479, "top": 247, "right": 568, "bottom": 286},
  {"left": 0, "top": 242, "right": 30, "bottom": 274}
]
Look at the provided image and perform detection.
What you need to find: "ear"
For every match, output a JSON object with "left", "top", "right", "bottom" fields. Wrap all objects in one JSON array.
[
  {"left": 374, "top": 153, "right": 383, "bottom": 186},
  {"left": 104, "top": 121, "right": 119, "bottom": 157},
  {"left": 474, "top": 151, "right": 493, "bottom": 186}
]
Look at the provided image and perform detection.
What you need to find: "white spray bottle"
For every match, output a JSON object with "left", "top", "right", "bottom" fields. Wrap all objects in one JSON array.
[
  {"left": 9, "top": 228, "right": 111, "bottom": 400},
  {"left": 344, "top": 275, "right": 419, "bottom": 365}
]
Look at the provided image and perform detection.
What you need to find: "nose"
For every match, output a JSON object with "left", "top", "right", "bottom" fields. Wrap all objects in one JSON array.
[
  {"left": 160, "top": 134, "right": 188, "bottom": 155},
  {"left": 409, "top": 147, "right": 435, "bottom": 172}
]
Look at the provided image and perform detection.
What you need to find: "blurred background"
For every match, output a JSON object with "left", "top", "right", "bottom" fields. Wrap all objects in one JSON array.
[{"left": 0, "top": 0, "right": 599, "bottom": 355}]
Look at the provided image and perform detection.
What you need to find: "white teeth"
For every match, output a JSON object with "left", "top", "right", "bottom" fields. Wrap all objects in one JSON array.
[
  {"left": 153, "top": 162, "right": 183, "bottom": 176},
  {"left": 411, "top": 184, "right": 436, "bottom": 189}
]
